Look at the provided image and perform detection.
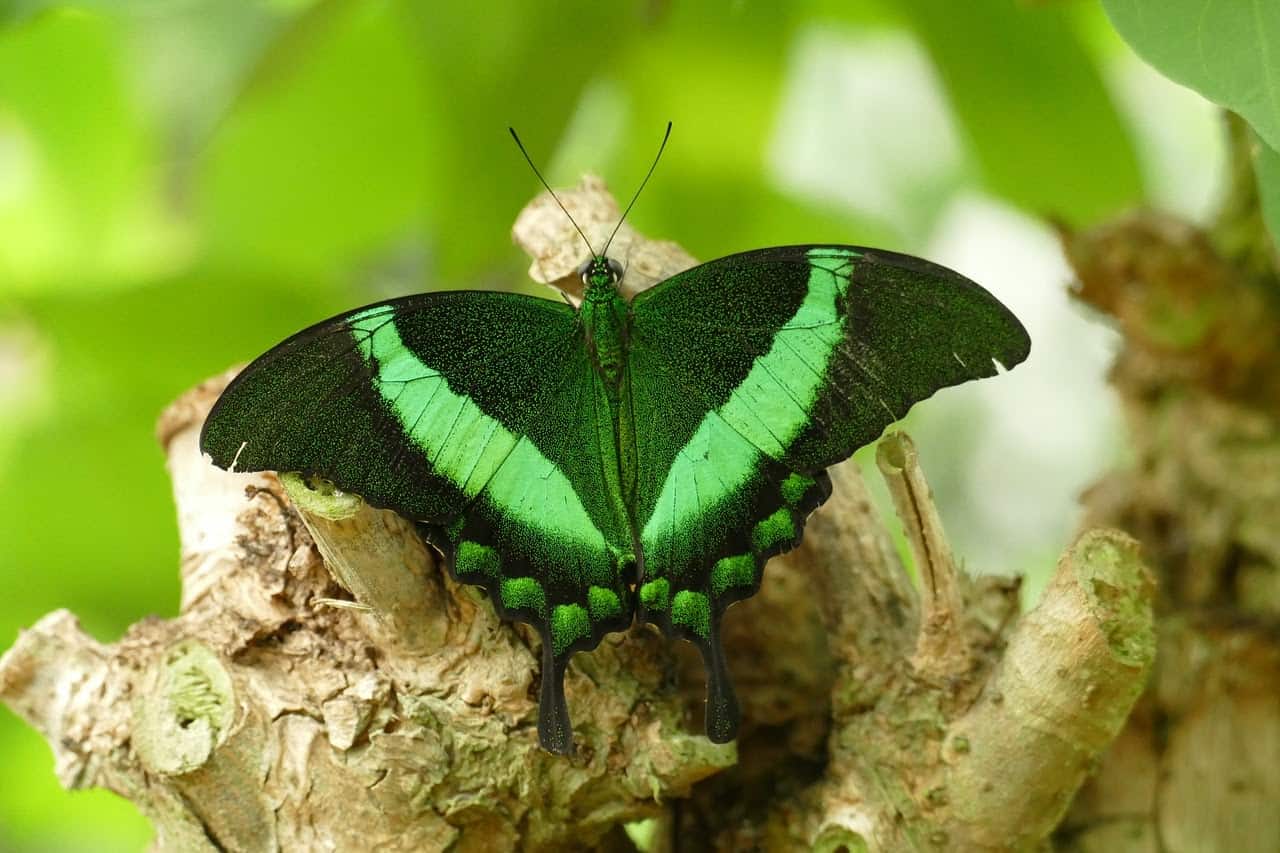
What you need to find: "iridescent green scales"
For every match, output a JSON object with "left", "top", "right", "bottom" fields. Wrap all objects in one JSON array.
[{"left": 200, "top": 243, "right": 1030, "bottom": 754}]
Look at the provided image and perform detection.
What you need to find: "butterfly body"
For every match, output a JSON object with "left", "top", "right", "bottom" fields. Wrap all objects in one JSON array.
[
  {"left": 579, "top": 261, "right": 630, "bottom": 390},
  {"left": 201, "top": 243, "right": 1030, "bottom": 755}
]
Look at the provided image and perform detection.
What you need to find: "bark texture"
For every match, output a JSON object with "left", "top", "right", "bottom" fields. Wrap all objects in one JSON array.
[
  {"left": 0, "top": 178, "right": 1154, "bottom": 852},
  {"left": 1055, "top": 120, "right": 1280, "bottom": 853}
]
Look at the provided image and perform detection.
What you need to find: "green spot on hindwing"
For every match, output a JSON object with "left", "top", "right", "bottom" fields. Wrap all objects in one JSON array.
[
  {"left": 711, "top": 554, "right": 757, "bottom": 598},
  {"left": 780, "top": 472, "right": 816, "bottom": 507},
  {"left": 639, "top": 578, "right": 670, "bottom": 612},
  {"left": 455, "top": 541, "right": 499, "bottom": 578},
  {"left": 671, "top": 590, "right": 711, "bottom": 639},
  {"left": 588, "top": 586, "right": 622, "bottom": 622},
  {"left": 501, "top": 577, "right": 546, "bottom": 616},
  {"left": 551, "top": 604, "right": 591, "bottom": 655},
  {"left": 752, "top": 507, "right": 796, "bottom": 555}
]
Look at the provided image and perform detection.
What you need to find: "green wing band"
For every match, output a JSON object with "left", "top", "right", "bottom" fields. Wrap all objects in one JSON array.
[
  {"left": 350, "top": 306, "right": 519, "bottom": 500},
  {"left": 351, "top": 304, "right": 610, "bottom": 555}
]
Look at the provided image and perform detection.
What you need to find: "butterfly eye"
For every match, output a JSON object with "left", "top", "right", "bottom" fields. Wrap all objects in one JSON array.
[{"left": 607, "top": 258, "right": 624, "bottom": 282}]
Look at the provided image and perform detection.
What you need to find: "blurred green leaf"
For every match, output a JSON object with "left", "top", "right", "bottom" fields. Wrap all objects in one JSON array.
[
  {"left": 197, "top": 0, "right": 433, "bottom": 281},
  {"left": 0, "top": 10, "right": 186, "bottom": 293},
  {"left": 612, "top": 3, "right": 809, "bottom": 257},
  {"left": 198, "top": 1, "right": 636, "bottom": 285},
  {"left": 0, "top": 273, "right": 346, "bottom": 645},
  {"left": 1103, "top": 0, "right": 1280, "bottom": 152},
  {"left": 398, "top": 1, "right": 631, "bottom": 277},
  {"left": 897, "top": 0, "right": 1144, "bottom": 223},
  {"left": 0, "top": 1, "right": 177, "bottom": 24},
  {"left": 1257, "top": 140, "right": 1280, "bottom": 253}
]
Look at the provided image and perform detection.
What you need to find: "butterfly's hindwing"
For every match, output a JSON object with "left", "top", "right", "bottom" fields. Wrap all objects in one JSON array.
[{"left": 417, "top": 351, "right": 635, "bottom": 753}]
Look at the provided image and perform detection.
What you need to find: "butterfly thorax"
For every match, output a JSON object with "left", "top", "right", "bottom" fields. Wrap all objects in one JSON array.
[{"left": 579, "top": 256, "right": 629, "bottom": 389}]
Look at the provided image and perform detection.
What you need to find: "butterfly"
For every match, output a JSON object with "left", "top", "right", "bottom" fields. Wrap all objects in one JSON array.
[{"left": 200, "top": 126, "right": 1030, "bottom": 754}]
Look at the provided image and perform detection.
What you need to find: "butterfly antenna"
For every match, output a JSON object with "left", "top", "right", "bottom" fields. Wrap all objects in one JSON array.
[
  {"left": 602, "top": 121, "right": 672, "bottom": 257},
  {"left": 509, "top": 127, "right": 596, "bottom": 257}
]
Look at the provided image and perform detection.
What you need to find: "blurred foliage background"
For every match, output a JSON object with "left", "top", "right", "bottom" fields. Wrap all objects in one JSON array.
[{"left": 0, "top": 0, "right": 1241, "bottom": 849}]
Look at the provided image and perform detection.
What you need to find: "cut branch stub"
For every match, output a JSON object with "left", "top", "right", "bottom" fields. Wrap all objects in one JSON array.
[
  {"left": 280, "top": 472, "right": 450, "bottom": 653},
  {"left": 876, "top": 431, "right": 971, "bottom": 682},
  {"left": 132, "top": 640, "right": 236, "bottom": 776}
]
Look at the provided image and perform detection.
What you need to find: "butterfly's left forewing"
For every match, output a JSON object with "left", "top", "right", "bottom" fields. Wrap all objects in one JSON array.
[
  {"left": 201, "top": 291, "right": 634, "bottom": 753},
  {"left": 626, "top": 245, "right": 1030, "bottom": 742}
]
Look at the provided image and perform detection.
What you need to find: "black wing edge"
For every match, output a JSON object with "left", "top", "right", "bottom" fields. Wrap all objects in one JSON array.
[{"left": 858, "top": 246, "right": 1032, "bottom": 371}]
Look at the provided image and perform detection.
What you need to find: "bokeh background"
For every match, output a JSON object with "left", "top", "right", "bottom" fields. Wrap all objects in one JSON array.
[{"left": 0, "top": 1, "right": 1226, "bottom": 849}]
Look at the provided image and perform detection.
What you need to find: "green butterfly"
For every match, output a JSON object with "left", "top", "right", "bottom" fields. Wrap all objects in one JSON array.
[{"left": 200, "top": 130, "right": 1030, "bottom": 754}]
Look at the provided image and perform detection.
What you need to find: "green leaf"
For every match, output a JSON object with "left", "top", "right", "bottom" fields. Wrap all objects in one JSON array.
[
  {"left": 0, "top": 10, "right": 185, "bottom": 293},
  {"left": 1103, "top": 0, "right": 1280, "bottom": 152},
  {"left": 1257, "top": 139, "right": 1280, "bottom": 252},
  {"left": 898, "top": 0, "right": 1145, "bottom": 223},
  {"left": 197, "top": 0, "right": 434, "bottom": 279}
]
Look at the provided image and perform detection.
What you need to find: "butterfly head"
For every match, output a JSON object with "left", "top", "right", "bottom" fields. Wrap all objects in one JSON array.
[
  {"left": 509, "top": 122, "right": 673, "bottom": 304},
  {"left": 579, "top": 255, "right": 624, "bottom": 300}
]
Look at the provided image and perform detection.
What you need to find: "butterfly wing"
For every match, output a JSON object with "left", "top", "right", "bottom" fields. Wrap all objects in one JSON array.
[
  {"left": 626, "top": 245, "right": 1030, "bottom": 741},
  {"left": 201, "top": 291, "right": 634, "bottom": 753}
]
